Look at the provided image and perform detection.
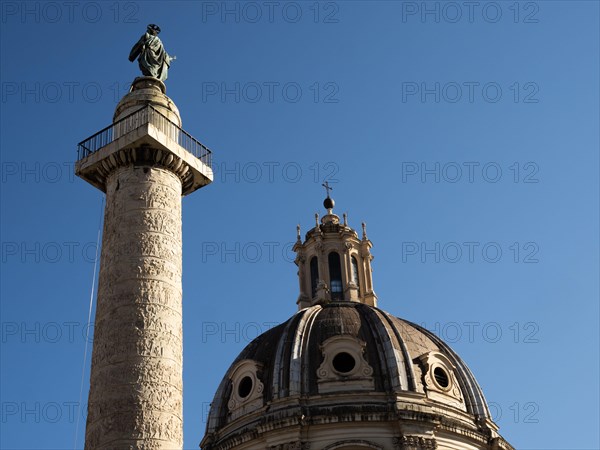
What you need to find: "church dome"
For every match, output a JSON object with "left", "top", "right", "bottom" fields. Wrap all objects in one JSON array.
[
  {"left": 201, "top": 194, "right": 512, "bottom": 450},
  {"left": 201, "top": 302, "right": 512, "bottom": 450}
]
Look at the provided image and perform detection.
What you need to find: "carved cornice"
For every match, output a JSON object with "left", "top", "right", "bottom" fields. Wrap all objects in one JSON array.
[
  {"left": 393, "top": 436, "right": 437, "bottom": 450},
  {"left": 268, "top": 442, "right": 310, "bottom": 450},
  {"left": 90, "top": 145, "right": 194, "bottom": 193}
]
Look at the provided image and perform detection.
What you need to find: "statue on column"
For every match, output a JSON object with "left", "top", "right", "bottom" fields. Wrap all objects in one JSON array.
[{"left": 129, "top": 24, "right": 176, "bottom": 82}]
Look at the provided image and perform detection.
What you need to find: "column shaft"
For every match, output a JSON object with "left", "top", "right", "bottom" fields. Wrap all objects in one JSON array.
[{"left": 85, "top": 164, "right": 183, "bottom": 449}]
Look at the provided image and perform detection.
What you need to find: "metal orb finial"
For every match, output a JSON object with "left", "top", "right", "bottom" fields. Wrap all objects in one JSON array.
[{"left": 323, "top": 196, "right": 335, "bottom": 210}]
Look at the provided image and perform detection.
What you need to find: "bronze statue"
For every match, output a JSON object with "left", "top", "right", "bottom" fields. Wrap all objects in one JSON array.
[{"left": 129, "top": 24, "right": 175, "bottom": 82}]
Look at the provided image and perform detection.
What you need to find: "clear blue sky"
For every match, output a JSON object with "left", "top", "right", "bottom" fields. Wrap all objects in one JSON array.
[{"left": 1, "top": 1, "right": 598, "bottom": 449}]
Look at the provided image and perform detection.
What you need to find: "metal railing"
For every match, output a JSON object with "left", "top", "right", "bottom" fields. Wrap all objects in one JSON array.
[{"left": 77, "top": 105, "right": 212, "bottom": 168}]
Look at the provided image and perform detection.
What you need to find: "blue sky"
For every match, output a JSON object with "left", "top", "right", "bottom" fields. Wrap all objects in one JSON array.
[{"left": 1, "top": 1, "right": 598, "bottom": 449}]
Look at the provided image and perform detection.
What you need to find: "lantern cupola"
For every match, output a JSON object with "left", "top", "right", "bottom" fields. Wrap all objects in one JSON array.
[{"left": 293, "top": 185, "right": 377, "bottom": 309}]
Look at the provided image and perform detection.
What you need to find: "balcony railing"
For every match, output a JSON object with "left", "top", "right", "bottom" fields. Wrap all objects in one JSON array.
[{"left": 77, "top": 105, "right": 212, "bottom": 168}]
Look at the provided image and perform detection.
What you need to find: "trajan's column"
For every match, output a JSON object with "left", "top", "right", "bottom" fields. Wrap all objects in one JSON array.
[{"left": 75, "top": 26, "right": 212, "bottom": 449}]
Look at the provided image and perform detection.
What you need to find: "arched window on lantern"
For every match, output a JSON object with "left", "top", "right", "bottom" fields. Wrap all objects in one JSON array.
[
  {"left": 328, "top": 252, "right": 344, "bottom": 300},
  {"left": 310, "top": 256, "right": 319, "bottom": 298},
  {"left": 351, "top": 256, "right": 360, "bottom": 290}
]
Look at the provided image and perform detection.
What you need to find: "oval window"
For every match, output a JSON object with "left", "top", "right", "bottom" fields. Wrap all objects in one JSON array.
[
  {"left": 238, "top": 376, "right": 253, "bottom": 398},
  {"left": 332, "top": 352, "right": 356, "bottom": 373},
  {"left": 433, "top": 367, "right": 450, "bottom": 388}
]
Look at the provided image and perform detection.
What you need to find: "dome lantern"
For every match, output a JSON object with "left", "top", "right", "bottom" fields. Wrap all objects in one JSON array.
[{"left": 293, "top": 188, "right": 377, "bottom": 310}]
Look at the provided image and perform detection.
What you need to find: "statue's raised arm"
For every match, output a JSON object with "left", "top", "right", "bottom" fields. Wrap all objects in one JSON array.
[{"left": 129, "top": 24, "right": 175, "bottom": 82}]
